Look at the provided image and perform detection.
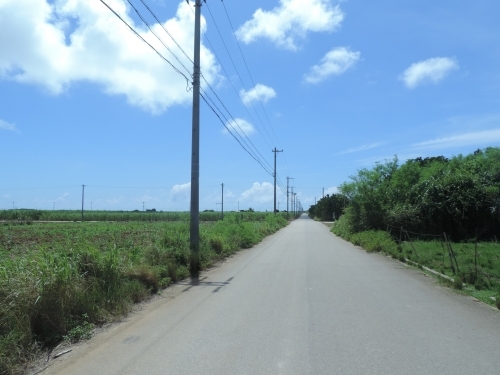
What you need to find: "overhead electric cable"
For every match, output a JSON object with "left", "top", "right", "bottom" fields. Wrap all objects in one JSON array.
[
  {"left": 219, "top": 1, "right": 280, "bottom": 144},
  {"left": 201, "top": 89, "right": 271, "bottom": 173},
  {"left": 99, "top": 0, "right": 190, "bottom": 84},
  {"left": 136, "top": 0, "right": 273, "bottom": 173},
  {"left": 125, "top": 0, "right": 191, "bottom": 75},
  {"left": 139, "top": 0, "right": 194, "bottom": 65},
  {"left": 200, "top": 76, "right": 273, "bottom": 171},
  {"left": 218, "top": 0, "right": 292, "bottom": 174},
  {"left": 100, "top": 0, "right": 275, "bottom": 177},
  {"left": 203, "top": 2, "right": 275, "bottom": 149},
  {"left": 200, "top": 92, "right": 273, "bottom": 177}
]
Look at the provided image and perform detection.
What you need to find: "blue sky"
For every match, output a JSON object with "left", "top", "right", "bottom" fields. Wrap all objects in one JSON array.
[{"left": 1, "top": 0, "right": 500, "bottom": 212}]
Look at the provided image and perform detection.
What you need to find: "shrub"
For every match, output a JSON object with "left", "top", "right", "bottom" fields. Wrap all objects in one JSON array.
[{"left": 343, "top": 230, "right": 398, "bottom": 255}]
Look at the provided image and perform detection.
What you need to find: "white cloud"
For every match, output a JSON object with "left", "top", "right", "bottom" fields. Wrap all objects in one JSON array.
[
  {"left": 400, "top": 57, "right": 459, "bottom": 89},
  {"left": 239, "top": 182, "right": 274, "bottom": 204},
  {"left": 324, "top": 186, "right": 338, "bottom": 195},
  {"left": 304, "top": 47, "right": 360, "bottom": 84},
  {"left": 223, "top": 118, "right": 255, "bottom": 136},
  {"left": 0, "top": 0, "right": 219, "bottom": 114},
  {"left": 170, "top": 182, "right": 190, "bottom": 202},
  {"left": 339, "top": 142, "right": 383, "bottom": 154},
  {"left": 0, "top": 119, "right": 20, "bottom": 133},
  {"left": 55, "top": 192, "right": 70, "bottom": 202},
  {"left": 412, "top": 129, "right": 500, "bottom": 150},
  {"left": 235, "top": 0, "right": 344, "bottom": 50},
  {"left": 240, "top": 84, "right": 277, "bottom": 107}
]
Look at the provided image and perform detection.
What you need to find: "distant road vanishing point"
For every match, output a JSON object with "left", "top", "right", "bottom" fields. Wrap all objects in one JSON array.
[{"left": 43, "top": 215, "right": 500, "bottom": 375}]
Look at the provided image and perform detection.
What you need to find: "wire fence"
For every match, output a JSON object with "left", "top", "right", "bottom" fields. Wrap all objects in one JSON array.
[{"left": 386, "top": 223, "right": 500, "bottom": 290}]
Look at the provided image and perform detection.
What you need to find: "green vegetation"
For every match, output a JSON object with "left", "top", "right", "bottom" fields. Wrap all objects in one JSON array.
[
  {"left": 0, "top": 213, "right": 288, "bottom": 375},
  {"left": 308, "top": 194, "right": 347, "bottom": 222},
  {"left": 325, "top": 147, "right": 500, "bottom": 306},
  {"left": 0, "top": 209, "right": 263, "bottom": 222}
]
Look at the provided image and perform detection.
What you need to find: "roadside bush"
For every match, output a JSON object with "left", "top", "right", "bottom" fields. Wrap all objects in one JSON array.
[
  {"left": 331, "top": 213, "right": 354, "bottom": 240},
  {"left": 349, "top": 230, "right": 398, "bottom": 255}
]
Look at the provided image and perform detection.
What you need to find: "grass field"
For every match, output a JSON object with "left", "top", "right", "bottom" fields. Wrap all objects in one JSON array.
[
  {"left": 0, "top": 209, "right": 274, "bottom": 222},
  {"left": 400, "top": 240, "right": 500, "bottom": 288},
  {"left": 0, "top": 213, "right": 289, "bottom": 375}
]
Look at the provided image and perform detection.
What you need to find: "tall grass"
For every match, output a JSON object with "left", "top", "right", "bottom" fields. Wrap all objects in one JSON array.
[{"left": 0, "top": 213, "right": 288, "bottom": 374}]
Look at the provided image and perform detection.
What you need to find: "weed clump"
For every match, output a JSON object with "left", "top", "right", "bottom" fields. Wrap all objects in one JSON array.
[
  {"left": 452, "top": 277, "right": 463, "bottom": 290},
  {"left": 339, "top": 229, "right": 398, "bottom": 255},
  {"left": 63, "top": 314, "right": 93, "bottom": 343}
]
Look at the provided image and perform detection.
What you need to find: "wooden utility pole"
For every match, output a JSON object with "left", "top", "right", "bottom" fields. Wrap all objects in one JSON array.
[
  {"left": 190, "top": 0, "right": 202, "bottom": 274},
  {"left": 286, "top": 176, "right": 293, "bottom": 219},
  {"left": 272, "top": 148, "right": 283, "bottom": 214}
]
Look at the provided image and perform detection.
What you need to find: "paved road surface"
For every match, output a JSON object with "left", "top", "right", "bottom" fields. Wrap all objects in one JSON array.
[{"left": 44, "top": 215, "right": 500, "bottom": 375}]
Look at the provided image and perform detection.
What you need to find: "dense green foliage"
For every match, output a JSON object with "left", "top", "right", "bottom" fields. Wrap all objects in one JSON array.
[
  {"left": 308, "top": 194, "right": 348, "bottom": 221},
  {"left": 0, "top": 213, "right": 288, "bottom": 374},
  {"left": 337, "top": 147, "right": 500, "bottom": 240}
]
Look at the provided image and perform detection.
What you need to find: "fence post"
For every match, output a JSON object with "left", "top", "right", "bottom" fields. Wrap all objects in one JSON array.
[
  {"left": 443, "top": 232, "right": 456, "bottom": 275},
  {"left": 405, "top": 230, "right": 419, "bottom": 260}
]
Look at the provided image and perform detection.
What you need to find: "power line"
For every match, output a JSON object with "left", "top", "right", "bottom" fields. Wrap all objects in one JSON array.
[
  {"left": 0, "top": 186, "right": 81, "bottom": 190},
  {"left": 219, "top": 1, "right": 281, "bottom": 148},
  {"left": 138, "top": 0, "right": 194, "bottom": 65},
  {"left": 200, "top": 91, "right": 273, "bottom": 176},
  {"left": 99, "top": 0, "right": 190, "bottom": 83},
  {"left": 203, "top": 1, "right": 291, "bottom": 187},
  {"left": 200, "top": 87, "right": 273, "bottom": 173},
  {"left": 99, "top": 0, "right": 273, "bottom": 177},
  {"left": 214, "top": 0, "right": 292, "bottom": 179},
  {"left": 125, "top": 0, "right": 191, "bottom": 75},
  {"left": 143, "top": 0, "right": 273, "bottom": 175},
  {"left": 200, "top": 76, "right": 273, "bottom": 171},
  {"left": 202, "top": 2, "right": 274, "bottom": 150}
]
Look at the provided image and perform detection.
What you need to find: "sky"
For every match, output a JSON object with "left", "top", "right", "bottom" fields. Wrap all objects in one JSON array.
[{"left": 1, "top": 0, "right": 500, "bottom": 212}]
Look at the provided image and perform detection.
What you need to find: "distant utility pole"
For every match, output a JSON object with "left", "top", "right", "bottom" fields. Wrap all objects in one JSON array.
[
  {"left": 221, "top": 183, "right": 224, "bottom": 220},
  {"left": 272, "top": 148, "right": 283, "bottom": 214},
  {"left": 81, "top": 185, "right": 85, "bottom": 222},
  {"left": 286, "top": 177, "right": 293, "bottom": 219},
  {"left": 190, "top": 0, "right": 202, "bottom": 275},
  {"left": 293, "top": 193, "right": 297, "bottom": 216},
  {"left": 143, "top": 202, "right": 145, "bottom": 211}
]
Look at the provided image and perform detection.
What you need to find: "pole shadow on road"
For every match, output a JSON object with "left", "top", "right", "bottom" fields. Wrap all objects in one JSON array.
[{"left": 179, "top": 276, "right": 235, "bottom": 293}]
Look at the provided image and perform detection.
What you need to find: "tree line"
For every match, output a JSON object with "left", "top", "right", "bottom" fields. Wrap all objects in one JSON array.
[{"left": 309, "top": 147, "right": 500, "bottom": 241}]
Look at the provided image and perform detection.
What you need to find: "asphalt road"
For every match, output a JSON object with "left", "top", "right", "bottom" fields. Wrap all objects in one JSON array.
[{"left": 44, "top": 215, "right": 500, "bottom": 375}]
